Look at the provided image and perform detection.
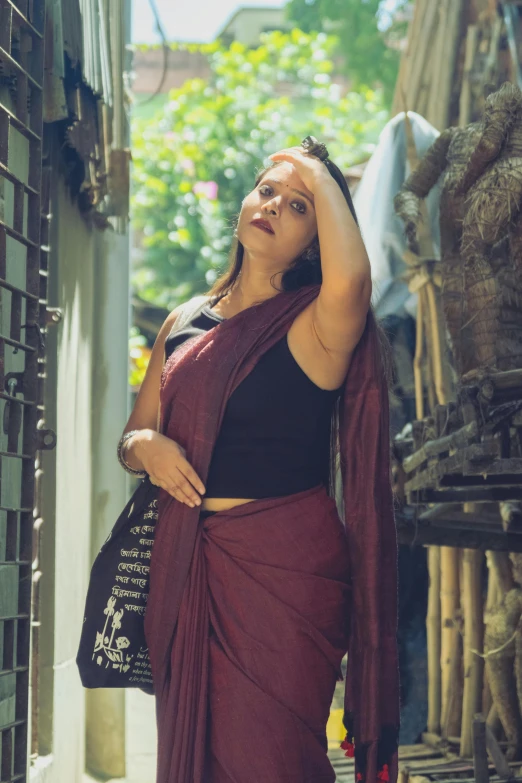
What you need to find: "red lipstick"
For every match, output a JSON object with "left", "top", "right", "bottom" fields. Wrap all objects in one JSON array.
[{"left": 251, "top": 218, "right": 274, "bottom": 235}]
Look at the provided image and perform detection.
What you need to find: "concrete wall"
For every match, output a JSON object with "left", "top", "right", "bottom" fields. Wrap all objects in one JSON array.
[
  {"left": 33, "top": 150, "right": 130, "bottom": 782},
  {"left": 37, "top": 172, "right": 95, "bottom": 783},
  {"left": 85, "top": 223, "right": 131, "bottom": 781}
]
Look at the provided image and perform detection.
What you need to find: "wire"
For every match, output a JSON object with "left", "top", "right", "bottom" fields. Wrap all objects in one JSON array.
[{"left": 135, "top": 0, "right": 170, "bottom": 105}]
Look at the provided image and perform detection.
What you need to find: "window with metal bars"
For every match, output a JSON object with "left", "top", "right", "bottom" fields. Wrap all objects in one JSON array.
[{"left": 0, "top": 1, "right": 47, "bottom": 781}]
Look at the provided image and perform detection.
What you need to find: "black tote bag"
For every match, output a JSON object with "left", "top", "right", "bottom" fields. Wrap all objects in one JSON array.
[
  {"left": 76, "top": 476, "right": 159, "bottom": 694},
  {"left": 76, "top": 294, "right": 210, "bottom": 694}
]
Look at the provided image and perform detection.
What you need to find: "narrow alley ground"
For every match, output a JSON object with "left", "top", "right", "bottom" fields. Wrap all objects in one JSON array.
[{"left": 82, "top": 679, "right": 351, "bottom": 782}]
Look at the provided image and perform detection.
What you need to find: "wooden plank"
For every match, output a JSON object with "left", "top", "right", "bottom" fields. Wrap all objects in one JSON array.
[
  {"left": 419, "top": 505, "right": 500, "bottom": 526},
  {"left": 434, "top": 778, "right": 522, "bottom": 783},
  {"left": 440, "top": 474, "right": 522, "bottom": 487},
  {"left": 473, "top": 714, "right": 490, "bottom": 783},
  {"left": 421, "top": 730, "right": 456, "bottom": 751},
  {"left": 427, "top": 547, "right": 442, "bottom": 734},
  {"left": 405, "top": 444, "right": 499, "bottom": 493},
  {"left": 403, "top": 421, "right": 479, "bottom": 474},
  {"left": 397, "top": 516, "right": 522, "bottom": 552},
  {"left": 399, "top": 744, "right": 442, "bottom": 759},
  {"left": 407, "top": 486, "right": 522, "bottom": 504},
  {"left": 485, "top": 724, "right": 511, "bottom": 780},
  {"left": 460, "top": 551, "right": 484, "bottom": 757},
  {"left": 485, "top": 368, "right": 522, "bottom": 391},
  {"left": 399, "top": 756, "right": 467, "bottom": 772},
  {"left": 464, "top": 458, "right": 522, "bottom": 476}
]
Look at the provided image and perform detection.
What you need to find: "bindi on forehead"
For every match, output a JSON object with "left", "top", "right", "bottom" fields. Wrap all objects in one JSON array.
[{"left": 261, "top": 176, "right": 314, "bottom": 207}]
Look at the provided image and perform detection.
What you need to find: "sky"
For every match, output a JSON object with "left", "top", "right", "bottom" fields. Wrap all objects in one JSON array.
[{"left": 131, "top": 0, "right": 287, "bottom": 44}]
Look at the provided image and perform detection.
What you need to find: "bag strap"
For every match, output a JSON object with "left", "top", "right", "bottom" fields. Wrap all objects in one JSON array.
[
  {"left": 172, "top": 294, "right": 211, "bottom": 334},
  {"left": 161, "top": 294, "right": 211, "bottom": 366}
]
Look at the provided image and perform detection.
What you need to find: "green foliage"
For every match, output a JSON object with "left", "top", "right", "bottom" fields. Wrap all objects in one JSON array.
[
  {"left": 285, "top": 0, "right": 409, "bottom": 106},
  {"left": 128, "top": 326, "right": 150, "bottom": 388},
  {"left": 131, "top": 30, "right": 389, "bottom": 309}
]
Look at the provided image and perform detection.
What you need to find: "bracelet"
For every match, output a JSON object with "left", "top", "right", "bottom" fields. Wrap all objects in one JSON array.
[{"left": 117, "top": 430, "right": 148, "bottom": 478}]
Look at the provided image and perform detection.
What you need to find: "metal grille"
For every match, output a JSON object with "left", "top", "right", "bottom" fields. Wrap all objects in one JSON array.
[{"left": 0, "top": 1, "right": 46, "bottom": 780}]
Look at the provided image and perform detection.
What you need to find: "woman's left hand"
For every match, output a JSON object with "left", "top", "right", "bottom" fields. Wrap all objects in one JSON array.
[{"left": 267, "top": 146, "right": 329, "bottom": 195}]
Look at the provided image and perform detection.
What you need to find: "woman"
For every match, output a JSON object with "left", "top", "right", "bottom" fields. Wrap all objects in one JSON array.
[{"left": 118, "top": 137, "right": 400, "bottom": 782}]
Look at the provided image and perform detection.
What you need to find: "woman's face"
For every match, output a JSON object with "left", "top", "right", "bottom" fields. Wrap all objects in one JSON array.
[{"left": 236, "top": 162, "right": 318, "bottom": 269}]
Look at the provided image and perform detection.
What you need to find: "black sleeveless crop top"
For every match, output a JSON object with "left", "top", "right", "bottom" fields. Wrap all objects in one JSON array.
[{"left": 164, "top": 298, "right": 341, "bottom": 498}]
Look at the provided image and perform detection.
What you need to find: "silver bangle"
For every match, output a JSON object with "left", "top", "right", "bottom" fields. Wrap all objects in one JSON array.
[{"left": 117, "top": 430, "right": 148, "bottom": 478}]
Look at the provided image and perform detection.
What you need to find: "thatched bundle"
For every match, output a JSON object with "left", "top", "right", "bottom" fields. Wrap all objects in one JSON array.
[
  {"left": 484, "top": 586, "right": 522, "bottom": 759},
  {"left": 394, "top": 83, "right": 522, "bottom": 379},
  {"left": 390, "top": 1, "right": 522, "bottom": 766}
]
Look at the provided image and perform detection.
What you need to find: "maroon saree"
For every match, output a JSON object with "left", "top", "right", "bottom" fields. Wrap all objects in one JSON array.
[{"left": 143, "top": 283, "right": 400, "bottom": 783}]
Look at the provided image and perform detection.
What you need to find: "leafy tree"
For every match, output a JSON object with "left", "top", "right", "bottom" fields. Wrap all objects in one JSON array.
[
  {"left": 129, "top": 327, "right": 151, "bottom": 389},
  {"left": 131, "top": 31, "right": 389, "bottom": 309},
  {"left": 285, "top": 0, "right": 409, "bottom": 105}
]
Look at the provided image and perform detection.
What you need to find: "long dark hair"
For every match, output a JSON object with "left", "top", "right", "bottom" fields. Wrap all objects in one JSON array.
[
  {"left": 207, "top": 158, "right": 359, "bottom": 299},
  {"left": 206, "top": 156, "right": 392, "bottom": 501}
]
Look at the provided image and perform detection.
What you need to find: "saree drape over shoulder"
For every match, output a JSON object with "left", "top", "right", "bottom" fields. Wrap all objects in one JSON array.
[{"left": 143, "top": 284, "right": 400, "bottom": 783}]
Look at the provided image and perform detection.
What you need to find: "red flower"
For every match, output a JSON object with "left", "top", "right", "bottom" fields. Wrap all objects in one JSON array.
[
  {"left": 377, "top": 764, "right": 390, "bottom": 782},
  {"left": 340, "top": 738, "right": 355, "bottom": 757},
  {"left": 356, "top": 773, "right": 364, "bottom": 781}
]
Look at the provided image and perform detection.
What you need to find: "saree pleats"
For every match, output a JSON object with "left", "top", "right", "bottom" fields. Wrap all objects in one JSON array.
[
  {"left": 145, "top": 285, "right": 400, "bottom": 783},
  {"left": 155, "top": 484, "right": 351, "bottom": 782}
]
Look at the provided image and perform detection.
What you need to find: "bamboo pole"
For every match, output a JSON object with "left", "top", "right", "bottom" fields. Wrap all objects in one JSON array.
[
  {"left": 484, "top": 552, "right": 521, "bottom": 757},
  {"left": 391, "top": 0, "right": 423, "bottom": 114},
  {"left": 414, "top": 284, "right": 425, "bottom": 421},
  {"left": 427, "top": 546, "right": 442, "bottom": 733},
  {"left": 407, "top": 0, "right": 441, "bottom": 110},
  {"left": 483, "top": 559, "right": 502, "bottom": 739},
  {"left": 460, "top": 548, "right": 485, "bottom": 757},
  {"left": 482, "top": 670, "right": 493, "bottom": 719},
  {"left": 459, "top": 25, "right": 479, "bottom": 127},
  {"left": 440, "top": 546, "right": 461, "bottom": 732},
  {"left": 426, "top": 0, "right": 449, "bottom": 128},
  {"left": 422, "top": 286, "right": 437, "bottom": 413},
  {"left": 483, "top": 15, "right": 503, "bottom": 88},
  {"left": 425, "top": 280, "right": 449, "bottom": 405},
  {"left": 486, "top": 703, "right": 502, "bottom": 736},
  {"left": 486, "top": 551, "right": 515, "bottom": 597},
  {"left": 485, "top": 564, "right": 500, "bottom": 612},
  {"left": 443, "top": 623, "right": 464, "bottom": 738},
  {"left": 396, "top": 0, "right": 427, "bottom": 112},
  {"left": 435, "top": 0, "right": 465, "bottom": 130}
]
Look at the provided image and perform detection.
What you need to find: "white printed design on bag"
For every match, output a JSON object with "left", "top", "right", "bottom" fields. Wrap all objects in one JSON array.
[{"left": 91, "top": 498, "right": 158, "bottom": 685}]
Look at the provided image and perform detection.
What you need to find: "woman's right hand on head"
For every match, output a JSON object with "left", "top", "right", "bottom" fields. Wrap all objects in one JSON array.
[{"left": 135, "top": 430, "right": 206, "bottom": 507}]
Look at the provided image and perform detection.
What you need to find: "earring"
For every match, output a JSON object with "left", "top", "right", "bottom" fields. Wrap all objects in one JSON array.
[{"left": 302, "top": 239, "right": 320, "bottom": 263}]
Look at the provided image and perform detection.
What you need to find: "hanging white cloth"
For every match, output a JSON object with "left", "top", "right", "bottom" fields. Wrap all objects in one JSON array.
[{"left": 353, "top": 111, "right": 442, "bottom": 320}]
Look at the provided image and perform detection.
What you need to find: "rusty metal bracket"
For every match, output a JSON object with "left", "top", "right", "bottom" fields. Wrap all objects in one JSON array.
[
  {"left": 36, "top": 428, "right": 57, "bottom": 451},
  {"left": 3, "top": 372, "right": 24, "bottom": 437},
  {"left": 46, "top": 307, "right": 63, "bottom": 325},
  {"left": 4, "top": 371, "right": 25, "bottom": 396}
]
